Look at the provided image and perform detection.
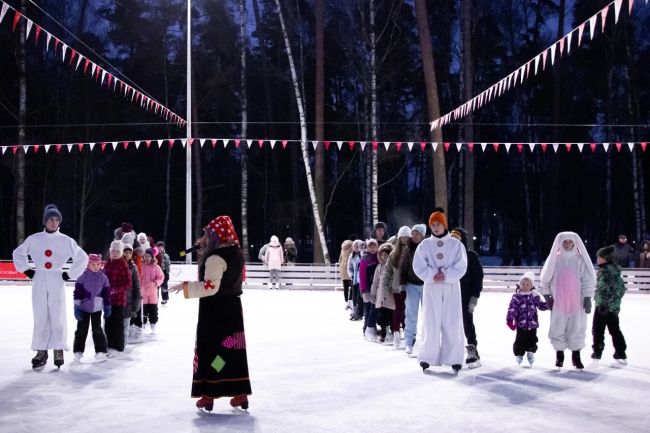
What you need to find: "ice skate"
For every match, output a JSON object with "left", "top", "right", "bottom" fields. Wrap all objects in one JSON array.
[
  {"left": 526, "top": 351, "right": 535, "bottom": 366},
  {"left": 420, "top": 361, "right": 430, "bottom": 372},
  {"left": 196, "top": 396, "right": 214, "bottom": 412},
  {"left": 364, "top": 327, "right": 377, "bottom": 342},
  {"left": 230, "top": 395, "right": 249, "bottom": 410},
  {"left": 515, "top": 355, "right": 523, "bottom": 365},
  {"left": 384, "top": 332, "right": 393, "bottom": 345},
  {"left": 405, "top": 345, "right": 413, "bottom": 355},
  {"left": 452, "top": 364, "right": 462, "bottom": 375},
  {"left": 613, "top": 352, "right": 627, "bottom": 365},
  {"left": 392, "top": 331, "right": 400, "bottom": 350},
  {"left": 555, "top": 351, "right": 564, "bottom": 368},
  {"left": 94, "top": 352, "right": 107, "bottom": 363},
  {"left": 128, "top": 326, "right": 144, "bottom": 343},
  {"left": 31, "top": 350, "right": 48, "bottom": 369},
  {"left": 572, "top": 350, "right": 584, "bottom": 370},
  {"left": 107, "top": 348, "right": 121, "bottom": 358},
  {"left": 53, "top": 350, "right": 64, "bottom": 369},
  {"left": 73, "top": 352, "right": 83, "bottom": 363},
  {"left": 465, "top": 344, "right": 481, "bottom": 368},
  {"left": 591, "top": 351, "right": 602, "bottom": 360},
  {"left": 150, "top": 323, "right": 157, "bottom": 334}
]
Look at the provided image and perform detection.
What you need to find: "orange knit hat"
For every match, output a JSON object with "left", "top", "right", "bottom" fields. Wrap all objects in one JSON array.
[{"left": 428, "top": 209, "right": 448, "bottom": 229}]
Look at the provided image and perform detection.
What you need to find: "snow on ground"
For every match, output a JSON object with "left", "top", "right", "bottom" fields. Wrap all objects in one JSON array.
[{"left": 0, "top": 284, "right": 649, "bottom": 433}]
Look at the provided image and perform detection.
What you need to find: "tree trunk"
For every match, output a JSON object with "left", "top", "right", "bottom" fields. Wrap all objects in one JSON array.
[
  {"left": 313, "top": 0, "right": 325, "bottom": 263},
  {"left": 252, "top": 0, "right": 275, "bottom": 137},
  {"left": 462, "top": 0, "right": 475, "bottom": 248},
  {"left": 369, "top": 0, "right": 379, "bottom": 225},
  {"left": 275, "top": 0, "right": 330, "bottom": 263},
  {"left": 414, "top": 0, "right": 447, "bottom": 211},
  {"left": 16, "top": 0, "right": 27, "bottom": 245},
  {"left": 240, "top": 0, "right": 250, "bottom": 261}
]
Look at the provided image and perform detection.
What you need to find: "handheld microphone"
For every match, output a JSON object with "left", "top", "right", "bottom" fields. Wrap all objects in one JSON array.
[{"left": 179, "top": 244, "right": 201, "bottom": 257}]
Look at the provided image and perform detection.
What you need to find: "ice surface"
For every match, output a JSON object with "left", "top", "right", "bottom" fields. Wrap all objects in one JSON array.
[{"left": 1, "top": 285, "right": 649, "bottom": 433}]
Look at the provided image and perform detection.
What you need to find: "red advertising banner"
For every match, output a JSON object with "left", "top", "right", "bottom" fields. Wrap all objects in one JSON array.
[{"left": 0, "top": 261, "right": 27, "bottom": 280}]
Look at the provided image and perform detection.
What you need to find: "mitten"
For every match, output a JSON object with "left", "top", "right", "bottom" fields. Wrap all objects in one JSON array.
[
  {"left": 74, "top": 305, "right": 83, "bottom": 321},
  {"left": 468, "top": 296, "right": 479, "bottom": 314},
  {"left": 24, "top": 269, "right": 35, "bottom": 279},
  {"left": 543, "top": 295, "right": 554, "bottom": 310},
  {"left": 583, "top": 297, "right": 592, "bottom": 314},
  {"left": 507, "top": 320, "right": 517, "bottom": 330},
  {"left": 103, "top": 305, "right": 112, "bottom": 319},
  {"left": 62, "top": 272, "right": 70, "bottom": 281}
]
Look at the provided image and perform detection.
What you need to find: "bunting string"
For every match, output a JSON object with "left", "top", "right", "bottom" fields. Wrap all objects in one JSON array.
[
  {"left": 0, "top": 138, "right": 647, "bottom": 156},
  {"left": 430, "top": 0, "right": 644, "bottom": 131},
  {"left": 0, "top": 0, "right": 186, "bottom": 127}
]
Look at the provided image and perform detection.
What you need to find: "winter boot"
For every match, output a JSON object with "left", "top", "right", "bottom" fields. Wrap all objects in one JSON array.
[
  {"left": 53, "top": 350, "right": 64, "bottom": 369},
  {"left": 572, "top": 350, "right": 584, "bottom": 370},
  {"left": 392, "top": 331, "right": 400, "bottom": 350},
  {"left": 31, "top": 350, "right": 48, "bottom": 369},
  {"left": 515, "top": 355, "right": 523, "bottom": 365},
  {"left": 555, "top": 351, "right": 564, "bottom": 368},
  {"left": 196, "top": 396, "right": 214, "bottom": 412},
  {"left": 591, "top": 351, "right": 602, "bottom": 360},
  {"left": 526, "top": 351, "right": 535, "bottom": 366},
  {"left": 230, "top": 395, "right": 249, "bottom": 410},
  {"left": 452, "top": 364, "right": 462, "bottom": 375}
]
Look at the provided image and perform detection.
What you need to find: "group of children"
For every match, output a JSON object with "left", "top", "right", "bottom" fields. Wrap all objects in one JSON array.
[
  {"left": 13, "top": 210, "right": 172, "bottom": 368},
  {"left": 339, "top": 215, "right": 629, "bottom": 373}
]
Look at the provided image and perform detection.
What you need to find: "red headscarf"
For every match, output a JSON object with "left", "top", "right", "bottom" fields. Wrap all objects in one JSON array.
[{"left": 205, "top": 215, "right": 240, "bottom": 247}]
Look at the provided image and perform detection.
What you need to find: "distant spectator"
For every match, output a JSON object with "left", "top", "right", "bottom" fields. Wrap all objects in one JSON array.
[
  {"left": 264, "top": 236, "right": 284, "bottom": 289},
  {"left": 284, "top": 237, "right": 297, "bottom": 264},
  {"left": 614, "top": 234, "right": 634, "bottom": 267},
  {"left": 371, "top": 222, "right": 389, "bottom": 245},
  {"left": 638, "top": 240, "right": 650, "bottom": 268},
  {"left": 258, "top": 243, "right": 269, "bottom": 264}
]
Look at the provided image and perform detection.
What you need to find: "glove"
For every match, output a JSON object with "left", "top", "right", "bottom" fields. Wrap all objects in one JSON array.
[
  {"left": 62, "top": 272, "right": 70, "bottom": 281},
  {"left": 544, "top": 295, "right": 554, "bottom": 311},
  {"left": 583, "top": 297, "right": 592, "bottom": 314},
  {"left": 507, "top": 320, "right": 517, "bottom": 330},
  {"left": 103, "top": 305, "right": 112, "bottom": 319},
  {"left": 24, "top": 269, "right": 35, "bottom": 279},
  {"left": 468, "top": 296, "right": 478, "bottom": 314},
  {"left": 74, "top": 305, "right": 83, "bottom": 321}
]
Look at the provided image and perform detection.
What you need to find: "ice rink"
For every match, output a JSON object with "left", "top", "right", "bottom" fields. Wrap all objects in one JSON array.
[{"left": 0, "top": 284, "right": 649, "bottom": 433}]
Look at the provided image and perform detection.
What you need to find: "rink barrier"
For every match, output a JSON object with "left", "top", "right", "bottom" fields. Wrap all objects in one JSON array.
[{"left": 2, "top": 261, "right": 650, "bottom": 292}]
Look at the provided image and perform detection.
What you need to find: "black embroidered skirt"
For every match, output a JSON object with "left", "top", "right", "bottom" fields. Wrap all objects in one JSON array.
[{"left": 191, "top": 295, "right": 252, "bottom": 398}]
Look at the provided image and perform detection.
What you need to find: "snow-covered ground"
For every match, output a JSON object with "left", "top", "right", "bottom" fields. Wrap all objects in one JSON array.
[{"left": 0, "top": 284, "right": 649, "bottom": 433}]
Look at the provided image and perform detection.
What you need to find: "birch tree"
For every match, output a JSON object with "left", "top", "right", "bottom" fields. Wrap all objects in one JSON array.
[
  {"left": 313, "top": 0, "right": 325, "bottom": 262},
  {"left": 274, "top": 0, "right": 330, "bottom": 263}
]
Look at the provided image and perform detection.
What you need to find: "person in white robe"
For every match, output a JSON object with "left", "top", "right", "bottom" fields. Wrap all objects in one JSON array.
[
  {"left": 412, "top": 209, "right": 467, "bottom": 374},
  {"left": 12, "top": 204, "right": 88, "bottom": 369},
  {"left": 539, "top": 231, "right": 596, "bottom": 369}
]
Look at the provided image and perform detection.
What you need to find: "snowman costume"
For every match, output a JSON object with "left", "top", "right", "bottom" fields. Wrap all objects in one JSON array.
[
  {"left": 412, "top": 232, "right": 467, "bottom": 367},
  {"left": 539, "top": 232, "right": 596, "bottom": 351},
  {"left": 13, "top": 205, "right": 88, "bottom": 351}
]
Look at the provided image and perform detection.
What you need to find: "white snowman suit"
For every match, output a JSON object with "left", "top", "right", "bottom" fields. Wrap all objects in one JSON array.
[
  {"left": 13, "top": 230, "right": 88, "bottom": 350},
  {"left": 539, "top": 232, "right": 596, "bottom": 351},
  {"left": 412, "top": 233, "right": 468, "bottom": 366}
]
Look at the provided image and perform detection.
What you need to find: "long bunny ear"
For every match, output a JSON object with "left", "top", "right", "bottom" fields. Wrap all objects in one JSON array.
[
  {"left": 571, "top": 233, "right": 596, "bottom": 281},
  {"left": 540, "top": 232, "right": 563, "bottom": 285}
]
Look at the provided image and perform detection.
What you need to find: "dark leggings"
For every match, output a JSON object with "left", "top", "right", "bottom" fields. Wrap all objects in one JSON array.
[
  {"left": 73, "top": 311, "right": 107, "bottom": 354},
  {"left": 342, "top": 279, "right": 352, "bottom": 302},
  {"left": 392, "top": 292, "right": 405, "bottom": 333}
]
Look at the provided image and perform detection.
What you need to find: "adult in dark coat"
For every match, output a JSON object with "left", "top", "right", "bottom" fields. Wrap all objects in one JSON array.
[
  {"left": 614, "top": 234, "right": 634, "bottom": 267},
  {"left": 170, "top": 215, "right": 252, "bottom": 412},
  {"left": 451, "top": 227, "right": 484, "bottom": 364}
]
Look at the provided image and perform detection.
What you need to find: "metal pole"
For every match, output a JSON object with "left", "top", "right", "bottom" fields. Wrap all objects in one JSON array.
[{"left": 185, "top": 0, "right": 192, "bottom": 264}]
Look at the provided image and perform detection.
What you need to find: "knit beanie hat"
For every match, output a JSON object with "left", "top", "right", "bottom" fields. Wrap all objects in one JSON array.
[
  {"left": 428, "top": 207, "right": 448, "bottom": 229},
  {"left": 270, "top": 235, "right": 280, "bottom": 246},
  {"left": 397, "top": 226, "right": 412, "bottom": 238},
  {"left": 597, "top": 245, "right": 616, "bottom": 263},
  {"left": 110, "top": 240, "right": 124, "bottom": 254},
  {"left": 42, "top": 204, "right": 63, "bottom": 225},
  {"left": 121, "top": 232, "right": 135, "bottom": 247},
  {"left": 88, "top": 254, "right": 102, "bottom": 265},
  {"left": 519, "top": 271, "right": 535, "bottom": 286},
  {"left": 156, "top": 241, "right": 165, "bottom": 247},
  {"left": 122, "top": 243, "right": 133, "bottom": 252},
  {"left": 412, "top": 224, "right": 427, "bottom": 237},
  {"left": 366, "top": 238, "right": 378, "bottom": 247},
  {"left": 144, "top": 248, "right": 155, "bottom": 258}
]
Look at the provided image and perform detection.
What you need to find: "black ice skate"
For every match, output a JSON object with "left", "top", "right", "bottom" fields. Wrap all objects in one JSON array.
[
  {"left": 590, "top": 351, "right": 602, "bottom": 360},
  {"left": 53, "top": 350, "right": 64, "bottom": 369},
  {"left": 555, "top": 351, "right": 564, "bottom": 368},
  {"left": 452, "top": 364, "right": 462, "bottom": 375},
  {"left": 613, "top": 352, "right": 628, "bottom": 365},
  {"left": 31, "top": 350, "right": 48, "bottom": 369},
  {"left": 420, "top": 361, "right": 430, "bottom": 372},
  {"left": 571, "top": 351, "right": 584, "bottom": 370},
  {"left": 465, "top": 344, "right": 481, "bottom": 368}
]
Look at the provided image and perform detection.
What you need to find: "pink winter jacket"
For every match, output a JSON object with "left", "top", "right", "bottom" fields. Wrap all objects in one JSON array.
[
  {"left": 265, "top": 245, "right": 285, "bottom": 270},
  {"left": 140, "top": 262, "right": 165, "bottom": 304}
]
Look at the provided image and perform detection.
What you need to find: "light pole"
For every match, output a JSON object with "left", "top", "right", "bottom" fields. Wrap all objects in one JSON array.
[{"left": 185, "top": 0, "right": 192, "bottom": 264}]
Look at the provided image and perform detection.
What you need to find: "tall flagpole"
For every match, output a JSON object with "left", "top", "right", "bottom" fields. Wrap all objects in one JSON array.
[{"left": 185, "top": 0, "right": 192, "bottom": 264}]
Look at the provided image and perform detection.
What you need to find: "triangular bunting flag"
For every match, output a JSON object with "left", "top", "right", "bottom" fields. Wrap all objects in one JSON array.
[
  {"left": 65, "top": 144, "right": 73, "bottom": 152},
  {"left": 601, "top": 5, "right": 610, "bottom": 32},
  {"left": 0, "top": 4, "right": 9, "bottom": 25},
  {"left": 22, "top": 145, "right": 30, "bottom": 154},
  {"left": 552, "top": 143, "right": 559, "bottom": 153},
  {"left": 246, "top": 139, "right": 253, "bottom": 148},
  {"left": 480, "top": 142, "right": 488, "bottom": 152},
  {"left": 76, "top": 54, "right": 83, "bottom": 70},
  {"left": 590, "top": 143, "right": 597, "bottom": 153},
  {"left": 468, "top": 143, "right": 475, "bottom": 153},
  {"left": 383, "top": 141, "right": 390, "bottom": 151},
  {"left": 188, "top": 138, "right": 194, "bottom": 147},
  {"left": 603, "top": 142, "right": 610, "bottom": 152},
  {"left": 180, "top": 139, "right": 187, "bottom": 148},
  {"left": 258, "top": 139, "right": 265, "bottom": 148},
  {"left": 578, "top": 23, "right": 585, "bottom": 46},
  {"left": 455, "top": 142, "right": 462, "bottom": 152},
  {"left": 565, "top": 143, "right": 572, "bottom": 152},
  {"left": 360, "top": 141, "right": 367, "bottom": 151},
  {"left": 614, "top": 0, "right": 623, "bottom": 23},
  {"left": 566, "top": 32, "right": 572, "bottom": 54},
  {"left": 46, "top": 32, "right": 52, "bottom": 51},
  {"left": 100, "top": 142, "right": 107, "bottom": 152},
  {"left": 395, "top": 142, "right": 402, "bottom": 152},
  {"left": 492, "top": 143, "right": 500, "bottom": 152},
  {"left": 558, "top": 37, "right": 565, "bottom": 57},
  {"left": 550, "top": 43, "right": 557, "bottom": 66},
  {"left": 62, "top": 43, "right": 68, "bottom": 62},
  {"left": 26, "top": 19, "right": 33, "bottom": 39},
  {"left": 516, "top": 143, "right": 523, "bottom": 153},
  {"left": 576, "top": 143, "right": 584, "bottom": 152},
  {"left": 281, "top": 140, "right": 288, "bottom": 149},
  {"left": 270, "top": 140, "right": 277, "bottom": 149},
  {"left": 12, "top": 145, "right": 19, "bottom": 154},
  {"left": 443, "top": 142, "right": 451, "bottom": 152},
  {"left": 641, "top": 142, "right": 647, "bottom": 152},
  {"left": 541, "top": 143, "right": 548, "bottom": 153},
  {"left": 199, "top": 139, "right": 205, "bottom": 148},
  {"left": 528, "top": 142, "right": 536, "bottom": 152},
  {"left": 311, "top": 140, "right": 318, "bottom": 150},
  {"left": 629, "top": 0, "right": 635, "bottom": 14},
  {"left": 77, "top": 143, "right": 84, "bottom": 152},
  {"left": 0, "top": 146, "right": 6, "bottom": 155},
  {"left": 235, "top": 139, "right": 241, "bottom": 148},
  {"left": 534, "top": 55, "right": 540, "bottom": 75},
  {"left": 211, "top": 139, "right": 217, "bottom": 148},
  {"left": 12, "top": 10, "right": 21, "bottom": 32},
  {"left": 324, "top": 141, "right": 330, "bottom": 151},
  {"left": 111, "top": 141, "right": 118, "bottom": 150},
  {"left": 88, "top": 142, "right": 95, "bottom": 151},
  {"left": 135, "top": 141, "right": 141, "bottom": 149},
  {"left": 157, "top": 139, "right": 164, "bottom": 148},
  {"left": 222, "top": 139, "right": 230, "bottom": 147},
  {"left": 371, "top": 141, "right": 378, "bottom": 152},
  {"left": 589, "top": 14, "right": 598, "bottom": 39},
  {"left": 43, "top": 144, "right": 51, "bottom": 153},
  {"left": 542, "top": 49, "right": 548, "bottom": 70},
  {"left": 407, "top": 142, "right": 414, "bottom": 151},
  {"left": 615, "top": 142, "right": 622, "bottom": 152},
  {"left": 504, "top": 143, "right": 512, "bottom": 153},
  {"left": 628, "top": 142, "right": 635, "bottom": 152},
  {"left": 122, "top": 141, "right": 129, "bottom": 150},
  {"left": 431, "top": 142, "right": 438, "bottom": 152}
]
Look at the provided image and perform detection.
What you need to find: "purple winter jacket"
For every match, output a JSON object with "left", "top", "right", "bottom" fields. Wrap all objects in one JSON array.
[
  {"left": 74, "top": 269, "right": 111, "bottom": 313},
  {"left": 506, "top": 289, "right": 548, "bottom": 330}
]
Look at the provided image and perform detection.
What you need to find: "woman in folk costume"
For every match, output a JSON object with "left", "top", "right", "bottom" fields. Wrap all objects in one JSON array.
[
  {"left": 412, "top": 209, "right": 467, "bottom": 374},
  {"left": 170, "top": 215, "right": 252, "bottom": 412},
  {"left": 13, "top": 204, "right": 89, "bottom": 369},
  {"left": 539, "top": 231, "right": 596, "bottom": 369}
]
